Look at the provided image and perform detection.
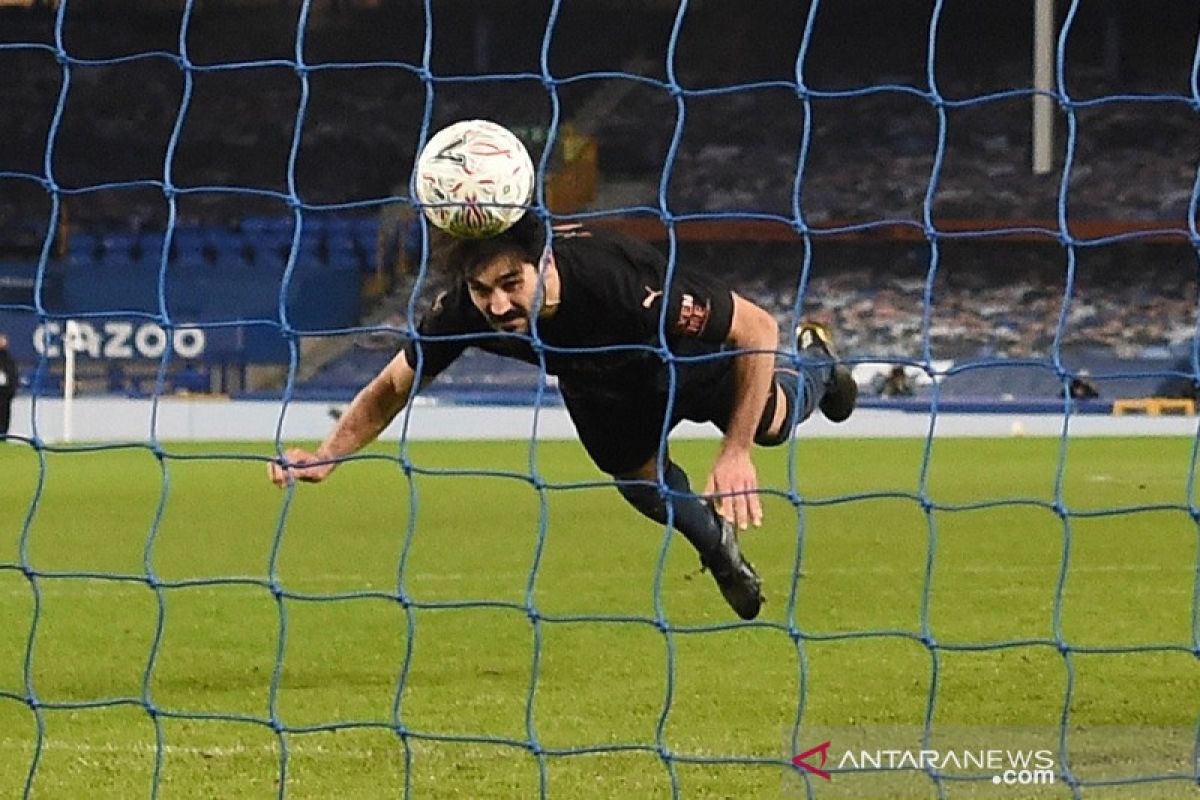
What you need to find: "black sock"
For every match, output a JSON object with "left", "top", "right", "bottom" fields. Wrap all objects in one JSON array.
[
  {"left": 616, "top": 461, "right": 722, "bottom": 556},
  {"left": 775, "top": 362, "right": 827, "bottom": 426}
]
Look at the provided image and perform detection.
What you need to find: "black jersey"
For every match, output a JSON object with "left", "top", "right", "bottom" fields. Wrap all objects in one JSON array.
[{"left": 402, "top": 227, "right": 737, "bottom": 400}]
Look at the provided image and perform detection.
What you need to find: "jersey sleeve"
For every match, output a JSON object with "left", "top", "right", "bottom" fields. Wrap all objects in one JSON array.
[
  {"left": 401, "top": 287, "right": 482, "bottom": 379},
  {"left": 660, "top": 268, "right": 735, "bottom": 344}
]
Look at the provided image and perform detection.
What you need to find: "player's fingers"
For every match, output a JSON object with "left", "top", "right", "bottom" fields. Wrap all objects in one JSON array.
[
  {"left": 749, "top": 489, "right": 764, "bottom": 528},
  {"left": 731, "top": 472, "right": 761, "bottom": 529},
  {"left": 732, "top": 487, "right": 751, "bottom": 530},
  {"left": 268, "top": 460, "right": 291, "bottom": 488},
  {"left": 719, "top": 494, "right": 735, "bottom": 526},
  {"left": 297, "top": 465, "right": 325, "bottom": 483},
  {"left": 712, "top": 486, "right": 732, "bottom": 524},
  {"left": 714, "top": 474, "right": 737, "bottom": 528},
  {"left": 273, "top": 449, "right": 316, "bottom": 488},
  {"left": 711, "top": 480, "right": 731, "bottom": 524}
]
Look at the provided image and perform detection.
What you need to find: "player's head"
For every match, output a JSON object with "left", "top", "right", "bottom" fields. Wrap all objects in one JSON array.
[
  {"left": 437, "top": 214, "right": 548, "bottom": 334},
  {"left": 0, "top": 334, "right": 8, "bottom": 349}
]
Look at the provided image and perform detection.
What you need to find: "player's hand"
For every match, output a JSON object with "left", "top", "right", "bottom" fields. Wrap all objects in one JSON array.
[
  {"left": 268, "top": 448, "right": 336, "bottom": 487},
  {"left": 704, "top": 449, "right": 763, "bottom": 531}
]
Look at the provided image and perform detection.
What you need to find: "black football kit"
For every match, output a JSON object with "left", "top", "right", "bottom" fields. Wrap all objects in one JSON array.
[{"left": 404, "top": 227, "right": 778, "bottom": 474}]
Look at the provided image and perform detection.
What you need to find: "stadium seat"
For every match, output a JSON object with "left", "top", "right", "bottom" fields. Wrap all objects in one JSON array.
[
  {"left": 353, "top": 216, "right": 380, "bottom": 253},
  {"left": 133, "top": 233, "right": 166, "bottom": 268},
  {"left": 210, "top": 228, "right": 248, "bottom": 268},
  {"left": 324, "top": 220, "right": 356, "bottom": 253},
  {"left": 66, "top": 231, "right": 97, "bottom": 257},
  {"left": 293, "top": 235, "right": 323, "bottom": 269},
  {"left": 326, "top": 240, "right": 360, "bottom": 271},
  {"left": 100, "top": 231, "right": 137, "bottom": 257},
  {"left": 171, "top": 239, "right": 210, "bottom": 272},
  {"left": 99, "top": 248, "right": 136, "bottom": 272},
  {"left": 65, "top": 233, "right": 97, "bottom": 268},
  {"left": 241, "top": 216, "right": 292, "bottom": 237},
  {"left": 323, "top": 215, "right": 354, "bottom": 241},
  {"left": 249, "top": 246, "right": 287, "bottom": 271}
]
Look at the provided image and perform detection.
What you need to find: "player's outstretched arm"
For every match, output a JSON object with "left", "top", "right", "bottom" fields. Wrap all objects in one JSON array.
[
  {"left": 268, "top": 349, "right": 417, "bottom": 487},
  {"left": 704, "top": 293, "right": 779, "bottom": 530}
]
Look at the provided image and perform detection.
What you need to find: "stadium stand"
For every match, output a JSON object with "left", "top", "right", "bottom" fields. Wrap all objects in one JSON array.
[{"left": 1, "top": 0, "right": 1196, "bottom": 403}]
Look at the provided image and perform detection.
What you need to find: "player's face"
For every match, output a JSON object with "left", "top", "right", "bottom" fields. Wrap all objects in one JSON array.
[{"left": 466, "top": 253, "right": 538, "bottom": 334}]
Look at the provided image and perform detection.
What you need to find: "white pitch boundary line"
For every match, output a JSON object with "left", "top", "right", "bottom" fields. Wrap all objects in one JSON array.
[{"left": 0, "top": 737, "right": 391, "bottom": 760}]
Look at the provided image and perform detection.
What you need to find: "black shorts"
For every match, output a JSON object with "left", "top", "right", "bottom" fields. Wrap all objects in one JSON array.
[{"left": 561, "top": 361, "right": 748, "bottom": 476}]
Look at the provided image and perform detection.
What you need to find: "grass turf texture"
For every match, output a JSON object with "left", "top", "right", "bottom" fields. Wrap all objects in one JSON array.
[{"left": 1, "top": 437, "right": 1198, "bottom": 798}]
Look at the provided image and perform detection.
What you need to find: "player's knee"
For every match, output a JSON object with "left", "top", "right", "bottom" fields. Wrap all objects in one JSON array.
[
  {"left": 754, "top": 380, "right": 793, "bottom": 447},
  {"left": 615, "top": 477, "right": 660, "bottom": 507},
  {"left": 754, "top": 425, "right": 789, "bottom": 447},
  {"left": 615, "top": 477, "right": 668, "bottom": 523}
]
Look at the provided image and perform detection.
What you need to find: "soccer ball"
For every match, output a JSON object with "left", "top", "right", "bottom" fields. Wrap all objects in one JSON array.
[{"left": 414, "top": 119, "right": 535, "bottom": 239}]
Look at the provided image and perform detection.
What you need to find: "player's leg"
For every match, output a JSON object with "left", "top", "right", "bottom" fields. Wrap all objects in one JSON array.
[
  {"left": 613, "top": 454, "right": 723, "bottom": 555},
  {"left": 797, "top": 321, "right": 857, "bottom": 424},
  {"left": 755, "top": 322, "right": 857, "bottom": 445},
  {"left": 615, "top": 454, "right": 764, "bottom": 621},
  {"left": 563, "top": 393, "right": 725, "bottom": 555},
  {"left": 0, "top": 396, "right": 10, "bottom": 439},
  {"left": 561, "top": 390, "right": 763, "bottom": 619}
]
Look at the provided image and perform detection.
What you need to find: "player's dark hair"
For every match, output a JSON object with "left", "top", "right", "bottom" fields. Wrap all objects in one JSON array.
[{"left": 433, "top": 212, "right": 547, "bottom": 280}]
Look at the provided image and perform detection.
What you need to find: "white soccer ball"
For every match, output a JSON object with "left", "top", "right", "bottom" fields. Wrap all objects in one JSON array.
[{"left": 414, "top": 119, "right": 535, "bottom": 239}]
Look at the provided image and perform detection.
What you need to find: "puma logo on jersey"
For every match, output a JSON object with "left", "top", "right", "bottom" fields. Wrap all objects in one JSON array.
[{"left": 642, "top": 286, "right": 663, "bottom": 309}]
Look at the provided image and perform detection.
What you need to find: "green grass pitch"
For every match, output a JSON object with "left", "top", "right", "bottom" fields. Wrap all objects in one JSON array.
[{"left": 1, "top": 436, "right": 1198, "bottom": 798}]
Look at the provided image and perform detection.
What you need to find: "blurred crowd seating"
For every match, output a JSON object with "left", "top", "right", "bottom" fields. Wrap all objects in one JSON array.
[
  {"left": 3, "top": 1, "right": 1197, "bottom": 226},
  {"left": 64, "top": 216, "right": 385, "bottom": 278}
]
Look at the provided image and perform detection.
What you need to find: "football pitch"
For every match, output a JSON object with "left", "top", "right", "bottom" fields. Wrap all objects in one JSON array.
[{"left": 1, "top": 436, "right": 1198, "bottom": 798}]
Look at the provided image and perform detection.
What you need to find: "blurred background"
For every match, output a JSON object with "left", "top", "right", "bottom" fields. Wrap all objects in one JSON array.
[{"left": 1, "top": 0, "right": 1197, "bottom": 406}]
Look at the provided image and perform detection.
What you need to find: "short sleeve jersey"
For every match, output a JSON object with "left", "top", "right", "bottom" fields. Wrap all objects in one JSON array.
[{"left": 402, "top": 227, "right": 736, "bottom": 399}]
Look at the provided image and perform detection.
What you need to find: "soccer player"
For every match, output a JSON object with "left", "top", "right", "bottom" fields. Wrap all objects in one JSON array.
[
  {"left": 268, "top": 216, "right": 856, "bottom": 619},
  {"left": 0, "top": 333, "right": 17, "bottom": 440}
]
